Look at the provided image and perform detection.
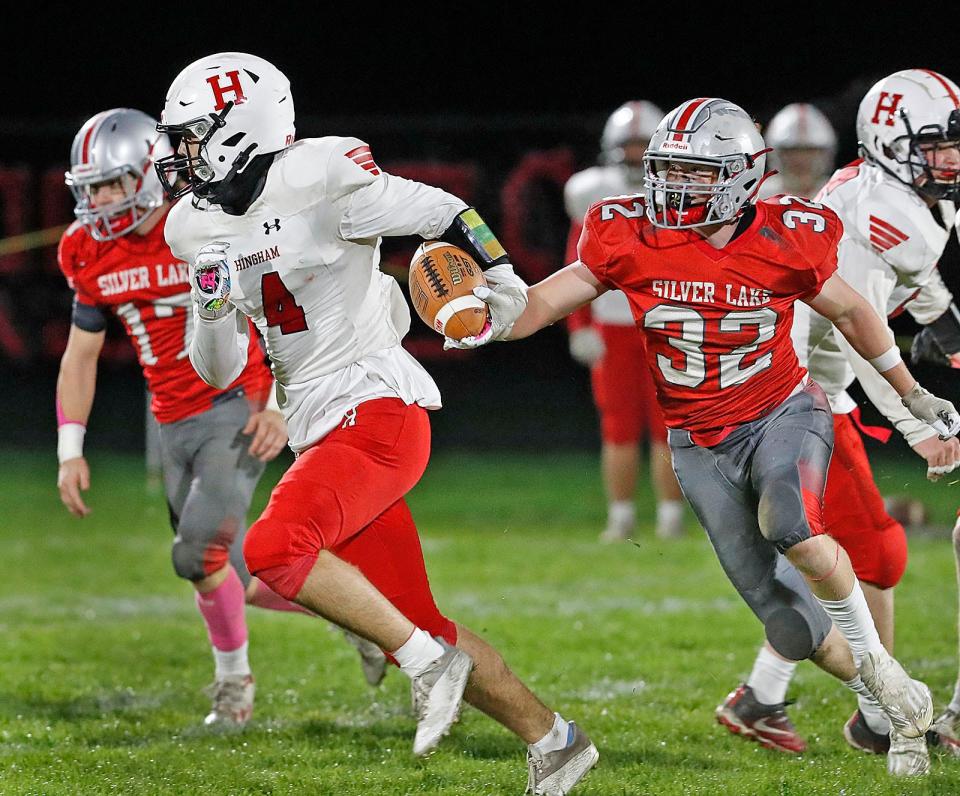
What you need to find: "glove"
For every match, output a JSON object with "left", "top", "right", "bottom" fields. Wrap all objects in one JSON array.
[
  {"left": 569, "top": 327, "right": 605, "bottom": 367},
  {"left": 911, "top": 327, "right": 960, "bottom": 369},
  {"left": 443, "top": 263, "right": 529, "bottom": 350},
  {"left": 901, "top": 383, "right": 960, "bottom": 439},
  {"left": 193, "top": 242, "right": 233, "bottom": 320}
]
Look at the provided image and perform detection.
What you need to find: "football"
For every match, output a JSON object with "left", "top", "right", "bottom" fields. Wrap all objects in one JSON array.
[{"left": 408, "top": 242, "right": 488, "bottom": 340}]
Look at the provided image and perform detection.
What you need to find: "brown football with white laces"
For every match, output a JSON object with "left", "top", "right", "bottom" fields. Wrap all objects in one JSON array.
[{"left": 408, "top": 242, "right": 488, "bottom": 340}]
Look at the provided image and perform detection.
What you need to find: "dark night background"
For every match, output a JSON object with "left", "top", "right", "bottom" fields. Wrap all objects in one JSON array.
[{"left": 4, "top": 6, "right": 960, "bottom": 459}]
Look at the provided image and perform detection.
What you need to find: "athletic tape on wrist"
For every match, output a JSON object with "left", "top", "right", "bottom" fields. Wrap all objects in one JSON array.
[
  {"left": 57, "top": 423, "right": 86, "bottom": 463},
  {"left": 869, "top": 345, "right": 902, "bottom": 373}
]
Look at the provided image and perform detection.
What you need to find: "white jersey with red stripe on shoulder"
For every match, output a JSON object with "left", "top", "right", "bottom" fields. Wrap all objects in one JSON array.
[{"left": 815, "top": 158, "right": 955, "bottom": 316}]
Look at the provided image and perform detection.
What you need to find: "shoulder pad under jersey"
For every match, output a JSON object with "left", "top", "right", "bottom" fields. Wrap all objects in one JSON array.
[
  {"left": 564, "top": 166, "right": 631, "bottom": 221},
  {"left": 823, "top": 165, "right": 948, "bottom": 284},
  {"left": 271, "top": 136, "right": 381, "bottom": 210},
  {"left": 164, "top": 197, "right": 212, "bottom": 265},
  {"left": 57, "top": 221, "right": 90, "bottom": 282}
]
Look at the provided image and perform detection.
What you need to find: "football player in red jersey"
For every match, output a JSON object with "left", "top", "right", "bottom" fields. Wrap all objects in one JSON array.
[
  {"left": 56, "top": 108, "right": 384, "bottom": 728},
  {"left": 450, "top": 98, "right": 960, "bottom": 777}
]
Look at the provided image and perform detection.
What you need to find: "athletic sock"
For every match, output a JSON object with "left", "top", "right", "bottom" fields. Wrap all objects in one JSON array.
[
  {"left": 815, "top": 580, "right": 883, "bottom": 667},
  {"left": 948, "top": 679, "right": 960, "bottom": 714},
  {"left": 392, "top": 628, "right": 444, "bottom": 678},
  {"left": 213, "top": 641, "right": 251, "bottom": 678},
  {"left": 858, "top": 693, "right": 892, "bottom": 734},
  {"left": 608, "top": 501, "right": 635, "bottom": 530},
  {"left": 531, "top": 713, "right": 573, "bottom": 754},
  {"left": 747, "top": 644, "right": 798, "bottom": 705},
  {"left": 655, "top": 500, "right": 684, "bottom": 536},
  {"left": 195, "top": 567, "right": 249, "bottom": 676},
  {"left": 246, "top": 578, "right": 313, "bottom": 615}
]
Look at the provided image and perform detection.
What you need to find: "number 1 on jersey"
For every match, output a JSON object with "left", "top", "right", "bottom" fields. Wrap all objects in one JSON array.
[{"left": 262, "top": 272, "right": 308, "bottom": 334}]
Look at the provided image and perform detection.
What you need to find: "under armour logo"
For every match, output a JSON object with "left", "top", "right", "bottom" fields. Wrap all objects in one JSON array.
[
  {"left": 263, "top": 219, "right": 281, "bottom": 234},
  {"left": 341, "top": 407, "right": 358, "bottom": 428}
]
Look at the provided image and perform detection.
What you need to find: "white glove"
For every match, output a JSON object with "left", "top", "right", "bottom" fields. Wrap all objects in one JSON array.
[
  {"left": 569, "top": 327, "right": 605, "bottom": 367},
  {"left": 902, "top": 383, "right": 960, "bottom": 439},
  {"left": 193, "top": 242, "right": 233, "bottom": 320},
  {"left": 444, "top": 263, "right": 529, "bottom": 350}
]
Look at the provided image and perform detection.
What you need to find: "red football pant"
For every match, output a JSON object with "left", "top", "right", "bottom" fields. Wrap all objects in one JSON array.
[
  {"left": 822, "top": 412, "right": 907, "bottom": 589},
  {"left": 243, "top": 398, "right": 456, "bottom": 644},
  {"left": 591, "top": 324, "right": 667, "bottom": 445}
]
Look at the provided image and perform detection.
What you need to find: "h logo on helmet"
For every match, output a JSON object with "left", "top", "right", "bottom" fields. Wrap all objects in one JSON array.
[
  {"left": 871, "top": 92, "right": 904, "bottom": 127},
  {"left": 206, "top": 71, "right": 246, "bottom": 112}
]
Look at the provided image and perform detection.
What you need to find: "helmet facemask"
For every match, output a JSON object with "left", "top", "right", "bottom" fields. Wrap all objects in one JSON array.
[
  {"left": 643, "top": 150, "right": 768, "bottom": 230},
  {"left": 66, "top": 163, "right": 161, "bottom": 242},
  {"left": 155, "top": 101, "right": 257, "bottom": 205},
  {"left": 893, "top": 108, "right": 960, "bottom": 202}
]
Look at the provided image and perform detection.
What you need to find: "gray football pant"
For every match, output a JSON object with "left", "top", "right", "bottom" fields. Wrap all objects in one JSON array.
[
  {"left": 668, "top": 382, "right": 834, "bottom": 661},
  {"left": 158, "top": 393, "right": 266, "bottom": 585}
]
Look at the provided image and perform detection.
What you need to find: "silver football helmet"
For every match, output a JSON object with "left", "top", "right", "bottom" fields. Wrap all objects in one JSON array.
[
  {"left": 600, "top": 100, "right": 664, "bottom": 181},
  {"left": 65, "top": 108, "right": 173, "bottom": 241},
  {"left": 643, "top": 98, "right": 770, "bottom": 229},
  {"left": 765, "top": 103, "right": 837, "bottom": 187}
]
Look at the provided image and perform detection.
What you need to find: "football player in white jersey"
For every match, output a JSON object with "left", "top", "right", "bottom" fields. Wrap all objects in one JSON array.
[
  {"left": 157, "top": 52, "right": 597, "bottom": 794},
  {"left": 717, "top": 69, "right": 960, "bottom": 777},
  {"left": 563, "top": 100, "right": 687, "bottom": 542},
  {"left": 759, "top": 103, "right": 837, "bottom": 200}
]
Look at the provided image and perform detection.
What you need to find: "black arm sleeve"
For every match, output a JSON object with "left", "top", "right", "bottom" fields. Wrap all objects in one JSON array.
[
  {"left": 927, "top": 303, "right": 960, "bottom": 356},
  {"left": 439, "top": 208, "right": 510, "bottom": 270},
  {"left": 71, "top": 295, "right": 108, "bottom": 333}
]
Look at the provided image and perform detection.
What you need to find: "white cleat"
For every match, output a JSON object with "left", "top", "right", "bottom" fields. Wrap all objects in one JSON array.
[
  {"left": 526, "top": 723, "right": 599, "bottom": 795},
  {"left": 858, "top": 650, "right": 933, "bottom": 739},
  {"left": 203, "top": 674, "right": 254, "bottom": 728},
  {"left": 342, "top": 629, "right": 388, "bottom": 687},
  {"left": 887, "top": 729, "right": 930, "bottom": 777},
  {"left": 599, "top": 518, "right": 634, "bottom": 544},
  {"left": 411, "top": 639, "right": 473, "bottom": 756}
]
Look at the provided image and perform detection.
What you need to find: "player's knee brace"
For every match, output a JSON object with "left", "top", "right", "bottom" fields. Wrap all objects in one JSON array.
[
  {"left": 171, "top": 535, "right": 228, "bottom": 582},
  {"left": 764, "top": 607, "right": 819, "bottom": 661}
]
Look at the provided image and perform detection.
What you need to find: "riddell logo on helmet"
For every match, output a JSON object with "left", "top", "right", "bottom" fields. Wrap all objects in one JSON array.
[
  {"left": 871, "top": 92, "right": 904, "bottom": 127},
  {"left": 206, "top": 71, "right": 247, "bottom": 112},
  {"left": 661, "top": 141, "right": 692, "bottom": 152}
]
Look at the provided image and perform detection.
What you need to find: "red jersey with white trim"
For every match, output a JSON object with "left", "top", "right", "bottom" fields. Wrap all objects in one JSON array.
[
  {"left": 577, "top": 195, "right": 841, "bottom": 445},
  {"left": 57, "top": 213, "right": 272, "bottom": 423}
]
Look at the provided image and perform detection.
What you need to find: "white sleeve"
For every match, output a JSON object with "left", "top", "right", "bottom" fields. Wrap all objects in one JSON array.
[
  {"left": 188, "top": 308, "right": 249, "bottom": 390},
  {"left": 338, "top": 172, "right": 467, "bottom": 242},
  {"left": 906, "top": 268, "right": 954, "bottom": 325},
  {"left": 832, "top": 267, "right": 936, "bottom": 446}
]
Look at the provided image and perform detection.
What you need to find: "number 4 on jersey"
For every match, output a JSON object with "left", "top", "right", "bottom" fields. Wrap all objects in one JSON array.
[{"left": 262, "top": 272, "right": 308, "bottom": 334}]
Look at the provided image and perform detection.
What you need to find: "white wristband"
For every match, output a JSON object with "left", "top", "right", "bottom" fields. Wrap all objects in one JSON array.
[
  {"left": 57, "top": 423, "right": 86, "bottom": 463},
  {"left": 869, "top": 345, "right": 902, "bottom": 373}
]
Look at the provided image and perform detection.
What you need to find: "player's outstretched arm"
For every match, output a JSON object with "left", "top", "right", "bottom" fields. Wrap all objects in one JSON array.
[
  {"left": 807, "top": 272, "right": 960, "bottom": 438},
  {"left": 507, "top": 263, "right": 604, "bottom": 340},
  {"left": 188, "top": 242, "right": 249, "bottom": 389},
  {"left": 56, "top": 325, "right": 105, "bottom": 517}
]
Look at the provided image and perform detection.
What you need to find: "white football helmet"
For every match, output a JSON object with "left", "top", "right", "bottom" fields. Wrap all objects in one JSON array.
[
  {"left": 857, "top": 68, "right": 960, "bottom": 201},
  {"left": 156, "top": 52, "right": 295, "bottom": 202},
  {"left": 600, "top": 100, "right": 664, "bottom": 180},
  {"left": 64, "top": 108, "right": 173, "bottom": 241},
  {"left": 766, "top": 103, "right": 836, "bottom": 172},
  {"left": 643, "top": 98, "right": 770, "bottom": 229}
]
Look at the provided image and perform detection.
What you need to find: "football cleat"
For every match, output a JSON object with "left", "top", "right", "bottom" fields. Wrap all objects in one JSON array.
[
  {"left": 843, "top": 709, "right": 890, "bottom": 754},
  {"left": 858, "top": 650, "right": 933, "bottom": 739},
  {"left": 342, "top": 629, "right": 388, "bottom": 687},
  {"left": 203, "top": 674, "right": 254, "bottom": 728},
  {"left": 715, "top": 684, "right": 806, "bottom": 753},
  {"left": 526, "top": 723, "right": 599, "bottom": 796},
  {"left": 411, "top": 639, "right": 473, "bottom": 756},
  {"left": 888, "top": 729, "right": 930, "bottom": 777},
  {"left": 928, "top": 708, "right": 960, "bottom": 756}
]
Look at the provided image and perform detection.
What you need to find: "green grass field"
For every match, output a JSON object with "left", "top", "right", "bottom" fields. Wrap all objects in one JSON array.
[{"left": 3, "top": 448, "right": 960, "bottom": 795}]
